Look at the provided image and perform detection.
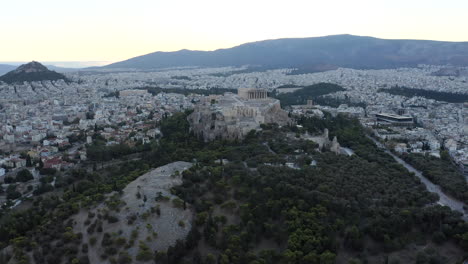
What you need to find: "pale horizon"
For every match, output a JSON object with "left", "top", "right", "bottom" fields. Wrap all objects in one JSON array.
[
  {"left": 0, "top": 61, "right": 112, "bottom": 68},
  {"left": 1, "top": 0, "right": 468, "bottom": 63}
]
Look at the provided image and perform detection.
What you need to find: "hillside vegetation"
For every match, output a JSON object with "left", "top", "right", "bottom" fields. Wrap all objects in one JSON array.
[
  {"left": 0, "top": 112, "right": 467, "bottom": 264},
  {"left": 401, "top": 153, "right": 468, "bottom": 204},
  {"left": 379, "top": 86, "right": 468, "bottom": 103},
  {"left": 274, "top": 83, "right": 346, "bottom": 107}
]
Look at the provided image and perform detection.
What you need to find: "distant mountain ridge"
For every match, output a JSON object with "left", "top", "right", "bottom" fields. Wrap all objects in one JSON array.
[
  {"left": 0, "top": 64, "right": 17, "bottom": 76},
  {"left": 105, "top": 34, "right": 468, "bottom": 71},
  {"left": 0, "top": 61, "right": 68, "bottom": 84}
]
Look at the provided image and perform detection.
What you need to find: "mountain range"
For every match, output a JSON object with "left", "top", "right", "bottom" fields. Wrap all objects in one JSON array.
[
  {"left": 0, "top": 61, "right": 67, "bottom": 84},
  {"left": 104, "top": 34, "right": 468, "bottom": 72},
  {"left": 2, "top": 35, "right": 468, "bottom": 75}
]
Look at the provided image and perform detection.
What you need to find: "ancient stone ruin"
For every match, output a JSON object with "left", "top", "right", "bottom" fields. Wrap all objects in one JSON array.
[{"left": 188, "top": 88, "right": 291, "bottom": 141}]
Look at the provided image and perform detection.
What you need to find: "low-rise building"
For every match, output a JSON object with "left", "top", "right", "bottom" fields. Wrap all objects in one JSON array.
[{"left": 394, "top": 143, "right": 407, "bottom": 153}]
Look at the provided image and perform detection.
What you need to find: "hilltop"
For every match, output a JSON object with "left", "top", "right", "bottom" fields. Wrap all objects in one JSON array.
[
  {"left": 104, "top": 34, "right": 468, "bottom": 72},
  {"left": 0, "top": 61, "right": 67, "bottom": 84},
  {"left": 70, "top": 161, "right": 193, "bottom": 264}
]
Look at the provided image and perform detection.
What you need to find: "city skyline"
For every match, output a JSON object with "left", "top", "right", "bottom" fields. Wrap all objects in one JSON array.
[{"left": 1, "top": 0, "right": 468, "bottom": 63}]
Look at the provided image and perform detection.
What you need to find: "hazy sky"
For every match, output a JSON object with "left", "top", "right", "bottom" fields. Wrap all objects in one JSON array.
[{"left": 1, "top": 0, "right": 467, "bottom": 64}]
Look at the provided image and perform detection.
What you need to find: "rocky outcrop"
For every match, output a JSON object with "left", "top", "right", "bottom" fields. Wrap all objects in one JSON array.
[
  {"left": 71, "top": 161, "right": 193, "bottom": 264},
  {"left": 188, "top": 92, "right": 291, "bottom": 141}
]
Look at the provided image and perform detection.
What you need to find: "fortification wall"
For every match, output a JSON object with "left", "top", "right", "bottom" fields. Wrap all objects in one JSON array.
[{"left": 188, "top": 94, "right": 290, "bottom": 142}]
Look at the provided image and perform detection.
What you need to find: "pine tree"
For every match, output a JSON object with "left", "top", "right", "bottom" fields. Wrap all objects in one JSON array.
[{"left": 26, "top": 155, "right": 32, "bottom": 167}]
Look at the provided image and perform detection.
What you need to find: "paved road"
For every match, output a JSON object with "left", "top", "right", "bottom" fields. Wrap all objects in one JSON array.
[{"left": 368, "top": 136, "right": 468, "bottom": 221}]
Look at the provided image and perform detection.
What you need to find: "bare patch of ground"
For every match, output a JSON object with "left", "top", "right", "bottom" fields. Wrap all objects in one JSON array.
[{"left": 72, "top": 161, "right": 193, "bottom": 263}]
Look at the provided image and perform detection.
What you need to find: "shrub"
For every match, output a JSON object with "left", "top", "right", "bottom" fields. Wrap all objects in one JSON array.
[
  {"left": 105, "top": 246, "right": 118, "bottom": 256},
  {"left": 97, "top": 223, "right": 103, "bottom": 232},
  {"left": 79, "top": 256, "right": 90, "bottom": 264},
  {"left": 127, "top": 214, "right": 137, "bottom": 225},
  {"left": 131, "top": 229, "right": 139, "bottom": 240},
  {"left": 178, "top": 220, "right": 185, "bottom": 227},
  {"left": 101, "top": 233, "right": 113, "bottom": 247},
  {"left": 115, "top": 237, "right": 126, "bottom": 247},
  {"left": 107, "top": 215, "right": 119, "bottom": 223},
  {"left": 118, "top": 251, "right": 132, "bottom": 264},
  {"left": 39, "top": 168, "right": 57, "bottom": 176},
  {"left": 136, "top": 242, "right": 154, "bottom": 261},
  {"left": 89, "top": 237, "right": 97, "bottom": 246},
  {"left": 16, "top": 169, "right": 33, "bottom": 182},
  {"left": 172, "top": 198, "right": 184, "bottom": 208},
  {"left": 88, "top": 212, "right": 96, "bottom": 219},
  {"left": 195, "top": 212, "right": 208, "bottom": 226},
  {"left": 81, "top": 243, "right": 88, "bottom": 253}
]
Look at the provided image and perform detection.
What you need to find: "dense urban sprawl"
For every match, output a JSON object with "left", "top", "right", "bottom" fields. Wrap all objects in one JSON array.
[{"left": 0, "top": 65, "right": 467, "bottom": 207}]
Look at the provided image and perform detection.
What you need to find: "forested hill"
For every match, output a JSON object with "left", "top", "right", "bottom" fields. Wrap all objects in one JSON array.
[
  {"left": 274, "top": 83, "right": 346, "bottom": 106},
  {"left": 1, "top": 112, "right": 467, "bottom": 264},
  {"left": 379, "top": 86, "right": 468, "bottom": 103},
  {"left": 104, "top": 34, "right": 468, "bottom": 71},
  {"left": 0, "top": 61, "right": 67, "bottom": 84}
]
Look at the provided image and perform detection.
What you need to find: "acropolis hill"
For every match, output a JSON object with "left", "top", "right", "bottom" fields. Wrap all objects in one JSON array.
[{"left": 187, "top": 88, "right": 291, "bottom": 141}]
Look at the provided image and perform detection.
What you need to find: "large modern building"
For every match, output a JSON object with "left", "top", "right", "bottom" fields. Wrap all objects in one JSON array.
[{"left": 375, "top": 113, "right": 414, "bottom": 127}]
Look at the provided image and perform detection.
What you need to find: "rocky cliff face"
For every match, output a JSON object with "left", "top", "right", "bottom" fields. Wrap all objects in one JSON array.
[{"left": 188, "top": 94, "right": 291, "bottom": 142}]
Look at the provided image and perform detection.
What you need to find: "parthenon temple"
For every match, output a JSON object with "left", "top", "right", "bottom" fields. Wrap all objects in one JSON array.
[{"left": 238, "top": 88, "right": 268, "bottom": 100}]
